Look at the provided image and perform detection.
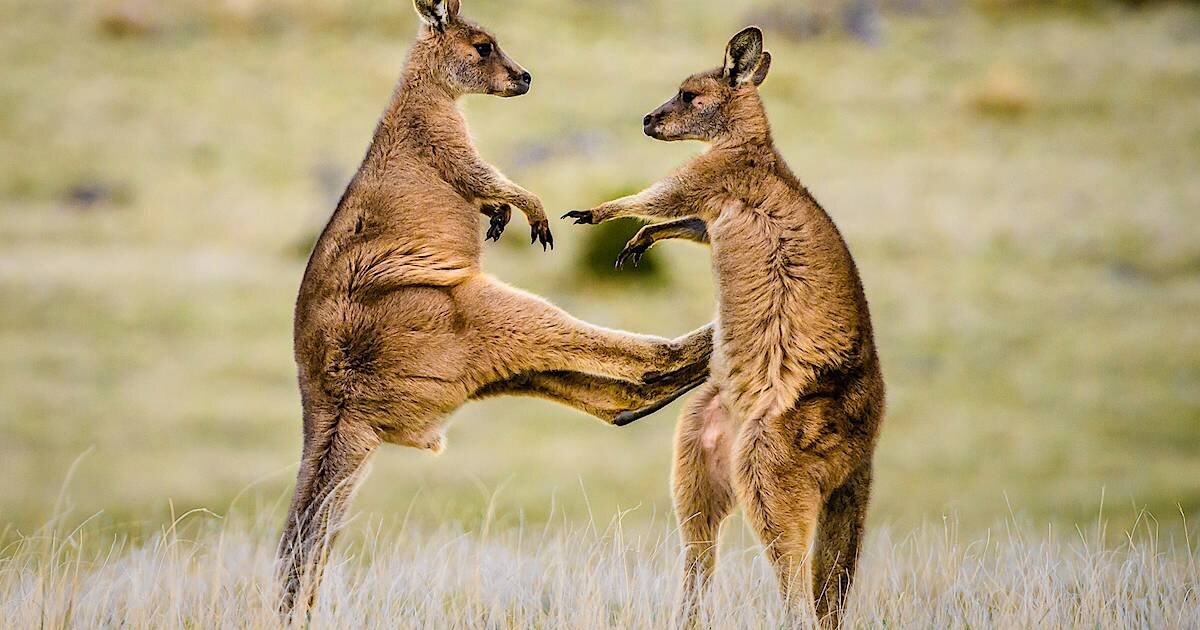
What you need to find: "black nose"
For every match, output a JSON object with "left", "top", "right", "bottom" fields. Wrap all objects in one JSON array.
[
  {"left": 520, "top": 71, "right": 532, "bottom": 84},
  {"left": 643, "top": 114, "right": 653, "bottom": 126}
]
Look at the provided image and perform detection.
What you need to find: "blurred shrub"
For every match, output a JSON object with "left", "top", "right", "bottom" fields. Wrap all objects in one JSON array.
[
  {"left": 966, "top": 65, "right": 1036, "bottom": 118},
  {"left": 576, "top": 218, "right": 665, "bottom": 284}
]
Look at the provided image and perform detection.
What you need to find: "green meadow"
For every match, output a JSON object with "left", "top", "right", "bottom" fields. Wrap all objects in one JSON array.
[{"left": 1, "top": 0, "right": 1198, "bottom": 541}]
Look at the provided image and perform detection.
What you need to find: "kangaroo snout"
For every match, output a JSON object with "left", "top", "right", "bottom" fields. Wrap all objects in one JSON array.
[
  {"left": 643, "top": 112, "right": 661, "bottom": 138},
  {"left": 502, "top": 68, "right": 532, "bottom": 96}
]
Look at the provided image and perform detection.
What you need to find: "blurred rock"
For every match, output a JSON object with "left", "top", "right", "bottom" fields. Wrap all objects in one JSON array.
[
  {"left": 966, "top": 65, "right": 1037, "bottom": 118},
  {"left": 64, "top": 181, "right": 130, "bottom": 211},
  {"left": 879, "top": 0, "right": 961, "bottom": 14},
  {"left": 745, "top": 5, "right": 825, "bottom": 42},
  {"left": 97, "top": 1, "right": 157, "bottom": 39},
  {"left": 844, "top": 0, "right": 883, "bottom": 45},
  {"left": 746, "top": 1, "right": 884, "bottom": 45}
]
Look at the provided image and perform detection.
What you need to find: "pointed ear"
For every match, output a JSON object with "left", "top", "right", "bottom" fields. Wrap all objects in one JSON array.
[
  {"left": 723, "top": 26, "right": 764, "bottom": 86},
  {"left": 414, "top": 0, "right": 460, "bottom": 30},
  {"left": 751, "top": 51, "right": 771, "bottom": 86}
]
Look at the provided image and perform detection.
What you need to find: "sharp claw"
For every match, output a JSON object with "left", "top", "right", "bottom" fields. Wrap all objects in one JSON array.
[{"left": 560, "top": 210, "right": 593, "bottom": 225}]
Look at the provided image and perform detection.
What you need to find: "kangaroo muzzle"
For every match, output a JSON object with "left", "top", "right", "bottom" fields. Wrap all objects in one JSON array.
[
  {"left": 643, "top": 99, "right": 676, "bottom": 139},
  {"left": 511, "top": 70, "right": 532, "bottom": 95},
  {"left": 496, "top": 58, "right": 532, "bottom": 97},
  {"left": 643, "top": 111, "right": 662, "bottom": 138}
]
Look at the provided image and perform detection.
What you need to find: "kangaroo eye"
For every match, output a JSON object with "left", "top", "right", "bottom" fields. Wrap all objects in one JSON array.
[
  {"left": 681, "top": 91, "right": 697, "bottom": 104},
  {"left": 474, "top": 43, "right": 493, "bottom": 58}
]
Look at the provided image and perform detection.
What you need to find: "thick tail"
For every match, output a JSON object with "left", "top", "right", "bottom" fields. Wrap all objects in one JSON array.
[{"left": 277, "top": 411, "right": 379, "bottom": 618}]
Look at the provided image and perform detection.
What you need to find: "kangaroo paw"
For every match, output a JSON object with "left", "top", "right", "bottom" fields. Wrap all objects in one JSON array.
[
  {"left": 482, "top": 203, "right": 511, "bottom": 242},
  {"left": 615, "top": 239, "right": 650, "bottom": 269},
  {"left": 530, "top": 219, "right": 554, "bottom": 251},
  {"left": 560, "top": 210, "right": 595, "bottom": 225}
]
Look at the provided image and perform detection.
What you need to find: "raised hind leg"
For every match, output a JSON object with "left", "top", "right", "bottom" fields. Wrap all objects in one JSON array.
[
  {"left": 278, "top": 408, "right": 381, "bottom": 619},
  {"left": 671, "top": 382, "right": 735, "bottom": 625},
  {"left": 456, "top": 276, "right": 712, "bottom": 386},
  {"left": 471, "top": 357, "right": 709, "bottom": 426},
  {"left": 813, "top": 462, "right": 872, "bottom": 628}
]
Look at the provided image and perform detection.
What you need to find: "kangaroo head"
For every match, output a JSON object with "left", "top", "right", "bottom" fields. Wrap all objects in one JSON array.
[
  {"left": 410, "top": 0, "right": 532, "bottom": 97},
  {"left": 643, "top": 27, "right": 771, "bottom": 142}
]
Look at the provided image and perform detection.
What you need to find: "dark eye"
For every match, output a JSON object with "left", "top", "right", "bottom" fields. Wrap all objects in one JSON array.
[
  {"left": 474, "top": 43, "right": 493, "bottom": 58},
  {"left": 681, "top": 91, "right": 697, "bottom": 104}
]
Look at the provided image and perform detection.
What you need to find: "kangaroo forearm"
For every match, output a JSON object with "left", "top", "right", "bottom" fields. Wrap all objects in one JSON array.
[
  {"left": 491, "top": 184, "right": 544, "bottom": 222},
  {"left": 644, "top": 217, "right": 710, "bottom": 246},
  {"left": 592, "top": 181, "right": 697, "bottom": 222},
  {"left": 450, "top": 159, "right": 545, "bottom": 221}
]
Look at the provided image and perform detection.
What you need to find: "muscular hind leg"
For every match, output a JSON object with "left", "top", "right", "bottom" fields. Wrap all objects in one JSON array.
[
  {"left": 734, "top": 417, "right": 824, "bottom": 622},
  {"left": 813, "top": 462, "right": 872, "bottom": 628},
  {"left": 457, "top": 276, "right": 712, "bottom": 385},
  {"left": 735, "top": 397, "right": 873, "bottom": 626},
  {"left": 672, "top": 382, "right": 734, "bottom": 624},
  {"left": 278, "top": 411, "right": 380, "bottom": 618}
]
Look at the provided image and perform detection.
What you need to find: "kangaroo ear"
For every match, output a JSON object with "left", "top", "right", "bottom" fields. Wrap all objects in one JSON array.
[
  {"left": 723, "top": 26, "right": 764, "bottom": 86},
  {"left": 414, "top": 0, "right": 460, "bottom": 29},
  {"left": 751, "top": 51, "right": 771, "bottom": 86}
]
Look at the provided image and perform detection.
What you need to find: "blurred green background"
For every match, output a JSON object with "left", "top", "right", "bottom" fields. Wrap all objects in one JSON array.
[{"left": 1, "top": 0, "right": 1197, "bottom": 537}]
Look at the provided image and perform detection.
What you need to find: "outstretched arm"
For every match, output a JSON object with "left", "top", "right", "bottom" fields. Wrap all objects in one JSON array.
[
  {"left": 615, "top": 216, "right": 709, "bottom": 268},
  {"left": 564, "top": 151, "right": 736, "bottom": 224},
  {"left": 564, "top": 173, "right": 704, "bottom": 225}
]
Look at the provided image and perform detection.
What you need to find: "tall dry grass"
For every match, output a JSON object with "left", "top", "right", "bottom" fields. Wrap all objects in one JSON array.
[{"left": 3, "top": 501, "right": 1196, "bottom": 628}]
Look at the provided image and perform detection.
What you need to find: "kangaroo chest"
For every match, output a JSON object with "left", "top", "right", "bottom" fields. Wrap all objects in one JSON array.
[{"left": 706, "top": 203, "right": 860, "bottom": 419}]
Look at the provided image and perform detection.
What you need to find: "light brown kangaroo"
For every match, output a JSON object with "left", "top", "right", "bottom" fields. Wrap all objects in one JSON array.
[
  {"left": 277, "top": 0, "right": 713, "bottom": 616},
  {"left": 564, "top": 27, "right": 885, "bottom": 628}
]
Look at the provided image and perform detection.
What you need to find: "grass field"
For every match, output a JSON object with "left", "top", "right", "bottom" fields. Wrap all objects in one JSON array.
[
  {"left": 3, "top": 506, "right": 1197, "bottom": 628},
  {"left": 1, "top": 2, "right": 1199, "bottom": 620}
]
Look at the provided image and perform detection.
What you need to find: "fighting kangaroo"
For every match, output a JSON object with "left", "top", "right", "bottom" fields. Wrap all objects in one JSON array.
[
  {"left": 565, "top": 27, "right": 885, "bottom": 627},
  {"left": 278, "top": 0, "right": 712, "bottom": 615}
]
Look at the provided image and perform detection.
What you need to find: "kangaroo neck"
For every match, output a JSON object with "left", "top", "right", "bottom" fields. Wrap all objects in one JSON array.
[{"left": 383, "top": 67, "right": 461, "bottom": 129}]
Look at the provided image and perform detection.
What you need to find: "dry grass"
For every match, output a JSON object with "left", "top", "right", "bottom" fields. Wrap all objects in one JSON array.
[{"left": 3, "top": 502, "right": 1197, "bottom": 629}]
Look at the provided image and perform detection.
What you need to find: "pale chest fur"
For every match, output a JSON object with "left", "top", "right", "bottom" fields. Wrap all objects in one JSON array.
[{"left": 707, "top": 197, "right": 862, "bottom": 421}]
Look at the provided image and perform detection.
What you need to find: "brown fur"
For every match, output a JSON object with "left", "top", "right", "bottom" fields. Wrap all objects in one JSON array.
[
  {"left": 276, "top": 0, "right": 713, "bottom": 617},
  {"left": 565, "top": 27, "right": 885, "bottom": 627}
]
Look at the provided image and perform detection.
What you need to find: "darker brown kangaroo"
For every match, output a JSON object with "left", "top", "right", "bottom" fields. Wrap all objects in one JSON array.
[
  {"left": 277, "top": 0, "right": 712, "bottom": 617},
  {"left": 565, "top": 27, "right": 884, "bottom": 628}
]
